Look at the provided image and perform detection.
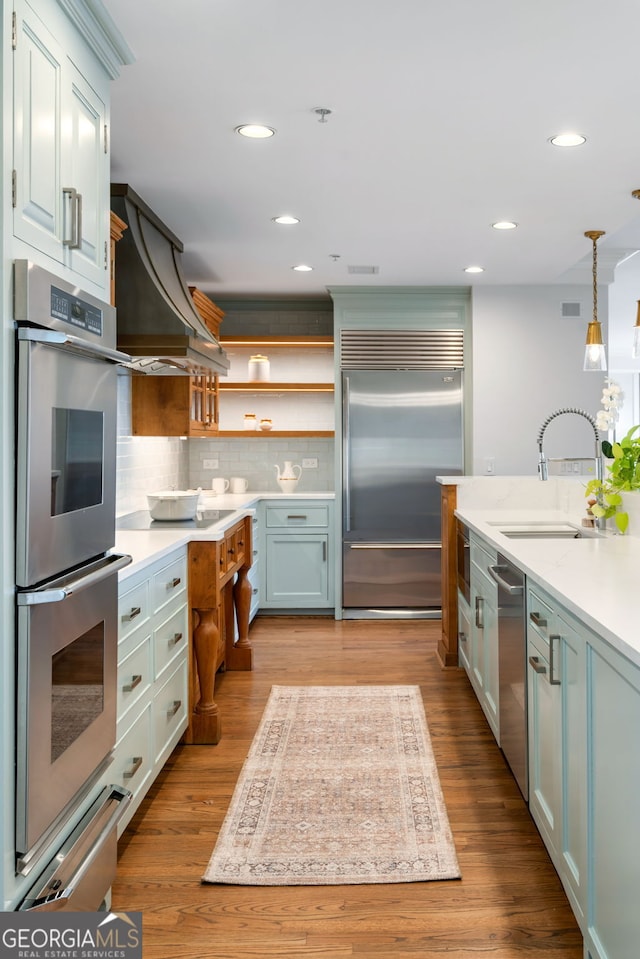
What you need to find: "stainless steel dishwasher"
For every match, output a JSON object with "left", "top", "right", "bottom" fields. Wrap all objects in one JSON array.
[{"left": 489, "top": 555, "right": 528, "bottom": 800}]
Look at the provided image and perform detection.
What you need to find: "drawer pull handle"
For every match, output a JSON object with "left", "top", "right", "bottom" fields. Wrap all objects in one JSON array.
[
  {"left": 458, "top": 630, "right": 467, "bottom": 645},
  {"left": 549, "top": 634, "right": 562, "bottom": 685},
  {"left": 238, "top": 539, "right": 244, "bottom": 547},
  {"left": 253, "top": 549, "right": 258, "bottom": 556},
  {"left": 322, "top": 541, "right": 327, "bottom": 562},
  {"left": 529, "top": 611, "right": 547, "bottom": 628},
  {"left": 475, "top": 596, "right": 484, "bottom": 629},
  {"left": 169, "top": 576, "right": 181, "bottom": 589},
  {"left": 123, "top": 606, "right": 141, "bottom": 622},
  {"left": 287, "top": 514, "right": 307, "bottom": 520},
  {"left": 168, "top": 632, "right": 183, "bottom": 647},
  {"left": 122, "top": 674, "right": 143, "bottom": 692},
  {"left": 167, "top": 699, "right": 182, "bottom": 719},
  {"left": 252, "top": 587, "right": 258, "bottom": 595},
  {"left": 528, "top": 655, "right": 547, "bottom": 675},
  {"left": 123, "top": 756, "right": 143, "bottom": 780},
  {"left": 228, "top": 547, "right": 235, "bottom": 555}
]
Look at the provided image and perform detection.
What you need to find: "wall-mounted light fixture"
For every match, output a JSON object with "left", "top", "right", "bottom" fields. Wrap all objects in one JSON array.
[{"left": 583, "top": 230, "right": 607, "bottom": 372}]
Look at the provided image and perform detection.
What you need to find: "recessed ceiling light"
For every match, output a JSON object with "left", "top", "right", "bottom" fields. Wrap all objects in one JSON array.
[
  {"left": 549, "top": 133, "right": 586, "bottom": 147},
  {"left": 235, "top": 124, "right": 276, "bottom": 139},
  {"left": 292, "top": 264, "right": 313, "bottom": 272},
  {"left": 492, "top": 221, "right": 518, "bottom": 230},
  {"left": 464, "top": 265, "right": 484, "bottom": 274},
  {"left": 272, "top": 215, "right": 300, "bottom": 225}
]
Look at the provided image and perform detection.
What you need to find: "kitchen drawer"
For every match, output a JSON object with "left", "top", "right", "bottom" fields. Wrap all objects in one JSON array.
[
  {"left": 154, "top": 603, "right": 189, "bottom": 680},
  {"left": 470, "top": 535, "right": 497, "bottom": 573},
  {"left": 153, "top": 658, "right": 188, "bottom": 765},
  {"left": 117, "top": 635, "right": 153, "bottom": 732},
  {"left": 265, "top": 505, "right": 329, "bottom": 528},
  {"left": 112, "top": 702, "right": 153, "bottom": 792},
  {"left": 111, "top": 701, "right": 153, "bottom": 835},
  {"left": 152, "top": 552, "right": 187, "bottom": 614},
  {"left": 527, "top": 586, "right": 554, "bottom": 646},
  {"left": 118, "top": 578, "right": 151, "bottom": 642}
]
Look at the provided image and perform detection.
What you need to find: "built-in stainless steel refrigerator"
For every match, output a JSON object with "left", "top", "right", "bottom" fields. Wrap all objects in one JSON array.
[{"left": 342, "top": 368, "right": 463, "bottom": 614}]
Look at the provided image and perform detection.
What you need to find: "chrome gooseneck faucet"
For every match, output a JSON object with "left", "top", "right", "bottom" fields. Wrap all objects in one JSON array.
[{"left": 537, "top": 407, "right": 602, "bottom": 482}]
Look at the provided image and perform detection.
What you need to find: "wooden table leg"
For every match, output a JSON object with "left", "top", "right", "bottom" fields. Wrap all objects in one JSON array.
[
  {"left": 188, "top": 607, "right": 221, "bottom": 744},
  {"left": 226, "top": 565, "right": 253, "bottom": 670}
]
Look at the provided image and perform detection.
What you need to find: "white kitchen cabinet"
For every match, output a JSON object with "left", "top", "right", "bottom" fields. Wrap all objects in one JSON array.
[
  {"left": 110, "top": 546, "right": 189, "bottom": 834},
  {"left": 468, "top": 534, "right": 499, "bottom": 740},
  {"left": 260, "top": 500, "right": 334, "bottom": 609},
  {"left": 12, "top": 0, "right": 111, "bottom": 293}
]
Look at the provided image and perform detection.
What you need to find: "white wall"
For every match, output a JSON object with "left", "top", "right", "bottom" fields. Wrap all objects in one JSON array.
[
  {"left": 607, "top": 252, "right": 640, "bottom": 435},
  {"left": 471, "top": 285, "right": 606, "bottom": 475}
]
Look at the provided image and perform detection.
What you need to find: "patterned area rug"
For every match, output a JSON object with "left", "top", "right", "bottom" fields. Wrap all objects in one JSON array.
[{"left": 202, "top": 685, "right": 460, "bottom": 885}]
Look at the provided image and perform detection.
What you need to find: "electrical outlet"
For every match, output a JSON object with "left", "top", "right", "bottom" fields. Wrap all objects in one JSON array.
[
  {"left": 203, "top": 458, "right": 219, "bottom": 469},
  {"left": 302, "top": 457, "right": 318, "bottom": 469},
  {"left": 484, "top": 456, "right": 495, "bottom": 475}
]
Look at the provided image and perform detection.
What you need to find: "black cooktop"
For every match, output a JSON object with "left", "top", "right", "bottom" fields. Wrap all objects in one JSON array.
[{"left": 116, "top": 509, "right": 238, "bottom": 531}]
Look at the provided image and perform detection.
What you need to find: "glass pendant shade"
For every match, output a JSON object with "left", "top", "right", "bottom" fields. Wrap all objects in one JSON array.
[
  {"left": 583, "top": 321, "right": 607, "bottom": 371},
  {"left": 633, "top": 301, "right": 640, "bottom": 359}
]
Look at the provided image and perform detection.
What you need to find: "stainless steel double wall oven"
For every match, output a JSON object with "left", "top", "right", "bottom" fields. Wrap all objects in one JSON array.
[{"left": 14, "top": 260, "right": 131, "bottom": 909}]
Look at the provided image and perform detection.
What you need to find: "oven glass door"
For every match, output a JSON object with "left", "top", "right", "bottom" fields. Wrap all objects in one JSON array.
[
  {"left": 15, "top": 556, "right": 127, "bottom": 861},
  {"left": 16, "top": 337, "right": 118, "bottom": 586}
]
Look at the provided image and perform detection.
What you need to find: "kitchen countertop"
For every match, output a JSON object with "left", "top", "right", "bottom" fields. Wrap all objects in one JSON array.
[
  {"left": 114, "top": 491, "right": 335, "bottom": 579},
  {"left": 456, "top": 505, "right": 640, "bottom": 670}
]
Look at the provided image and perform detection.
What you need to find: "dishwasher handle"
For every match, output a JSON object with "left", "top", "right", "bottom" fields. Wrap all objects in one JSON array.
[{"left": 488, "top": 563, "right": 524, "bottom": 595}]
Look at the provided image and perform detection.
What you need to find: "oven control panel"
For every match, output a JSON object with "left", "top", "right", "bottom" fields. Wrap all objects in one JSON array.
[{"left": 51, "top": 285, "right": 103, "bottom": 336}]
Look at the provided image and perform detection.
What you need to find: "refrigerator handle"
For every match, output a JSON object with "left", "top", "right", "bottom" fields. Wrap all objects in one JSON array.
[{"left": 342, "top": 373, "right": 351, "bottom": 533}]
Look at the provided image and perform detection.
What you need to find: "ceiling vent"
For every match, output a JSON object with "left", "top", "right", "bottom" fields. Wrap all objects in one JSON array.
[
  {"left": 561, "top": 301, "right": 582, "bottom": 318},
  {"left": 347, "top": 265, "right": 379, "bottom": 275}
]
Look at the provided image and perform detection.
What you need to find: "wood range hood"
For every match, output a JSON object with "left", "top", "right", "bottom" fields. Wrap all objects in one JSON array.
[{"left": 111, "top": 183, "right": 229, "bottom": 377}]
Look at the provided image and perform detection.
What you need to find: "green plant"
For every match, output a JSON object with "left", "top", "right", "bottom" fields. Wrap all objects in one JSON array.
[{"left": 585, "top": 425, "right": 640, "bottom": 533}]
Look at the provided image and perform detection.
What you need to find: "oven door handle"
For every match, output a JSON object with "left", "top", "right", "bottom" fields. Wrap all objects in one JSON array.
[
  {"left": 17, "top": 326, "right": 131, "bottom": 366},
  {"left": 17, "top": 553, "right": 132, "bottom": 606}
]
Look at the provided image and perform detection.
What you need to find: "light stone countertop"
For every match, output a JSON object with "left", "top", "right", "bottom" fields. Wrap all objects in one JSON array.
[
  {"left": 436, "top": 475, "right": 640, "bottom": 668},
  {"left": 114, "top": 491, "right": 335, "bottom": 580}
]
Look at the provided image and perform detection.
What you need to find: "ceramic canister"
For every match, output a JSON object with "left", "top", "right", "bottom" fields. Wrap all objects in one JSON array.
[{"left": 247, "top": 354, "right": 270, "bottom": 381}]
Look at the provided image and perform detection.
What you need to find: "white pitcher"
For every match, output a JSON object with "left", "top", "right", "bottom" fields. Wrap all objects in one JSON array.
[{"left": 275, "top": 461, "right": 302, "bottom": 493}]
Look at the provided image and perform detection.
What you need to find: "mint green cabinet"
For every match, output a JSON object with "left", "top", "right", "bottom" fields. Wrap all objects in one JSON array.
[
  {"left": 527, "top": 578, "right": 640, "bottom": 957},
  {"left": 469, "top": 535, "right": 499, "bottom": 741},
  {"left": 527, "top": 582, "right": 586, "bottom": 927},
  {"left": 585, "top": 634, "right": 640, "bottom": 959},
  {"left": 260, "top": 500, "right": 334, "bottom": 609}
]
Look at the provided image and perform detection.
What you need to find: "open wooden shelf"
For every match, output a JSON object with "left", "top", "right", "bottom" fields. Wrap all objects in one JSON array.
[
  {"left": 218, "top": 430, "right": 335, "bottom": 438},
  {"left": 219, "top": 381, "right": 333, "bottom": 393},
  {"left": 220, "top": 335, "right": 333, "bottom": 348}
]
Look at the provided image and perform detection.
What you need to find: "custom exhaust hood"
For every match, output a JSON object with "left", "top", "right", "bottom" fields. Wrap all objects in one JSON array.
[{"left": 111, "top": 183, "right": 229, "bottom": 376}]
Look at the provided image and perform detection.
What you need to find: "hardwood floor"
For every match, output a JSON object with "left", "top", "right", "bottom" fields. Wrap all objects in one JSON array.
[{"left": 111, "top": 616, "right": 583, "bottom": 959}]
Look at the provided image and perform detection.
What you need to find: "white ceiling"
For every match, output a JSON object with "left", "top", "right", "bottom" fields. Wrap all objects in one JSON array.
[{"left": 102, "top": 0, "right": 640, "bottom": 299}]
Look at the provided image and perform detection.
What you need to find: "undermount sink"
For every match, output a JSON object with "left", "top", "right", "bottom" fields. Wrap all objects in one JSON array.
[{"left": 488, "top": 521, "right": 604, "bottom": 540}]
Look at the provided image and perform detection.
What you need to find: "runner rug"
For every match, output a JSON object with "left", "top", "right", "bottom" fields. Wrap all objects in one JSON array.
[{"left": 202, "top": 684, "right": 460, "bottom": 885}]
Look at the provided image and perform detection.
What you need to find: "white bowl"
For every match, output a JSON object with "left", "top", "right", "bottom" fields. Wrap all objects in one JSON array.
[{"left": 147, "top": 490, "right": 201, "bottom": 521}]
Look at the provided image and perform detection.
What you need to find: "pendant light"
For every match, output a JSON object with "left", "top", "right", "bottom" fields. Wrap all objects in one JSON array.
[
  {"left": 633, "top": 301, "right": 640, "bottom": 359},
  {"left": 583, "top": 230, "right": 607, "bottom": 372},
  {"left": 632, "top": 191, "right": 640, "bottom": 358}
]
